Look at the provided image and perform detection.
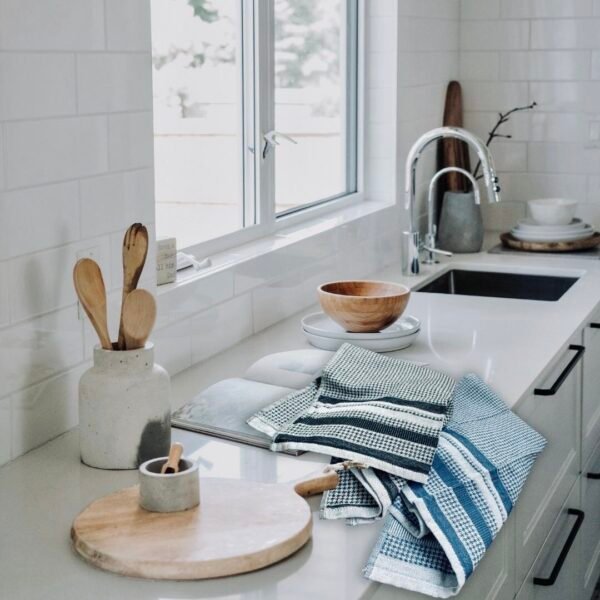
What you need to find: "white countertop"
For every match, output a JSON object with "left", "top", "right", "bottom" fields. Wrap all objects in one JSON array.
[{"left": 3, "top": 248, "right": 600, "bottom": 600}]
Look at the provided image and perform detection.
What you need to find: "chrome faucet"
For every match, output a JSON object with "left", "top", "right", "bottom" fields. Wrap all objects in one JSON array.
[
  {"left": 402, "top": 127, "right": 501, "bottom": 275},
  {"left": 423, "top": 167, "right": 480, "bottom": 265}
]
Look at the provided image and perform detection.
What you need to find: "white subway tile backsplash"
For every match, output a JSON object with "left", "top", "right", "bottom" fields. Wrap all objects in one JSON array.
[
  {"left": 397, "top": 84, "right": 445, "bottom": 123},
  {"left": 532, "top": 20, "right": 600, "bottom": 50},
  {"left": 11, "top": 364, "right": 87, "bottom": 457},
  {"left": 9, "top": 236, "right": 110, "bottom": 322},
  {"left": 461, "top": 0, "right": 501, "bottom": 20},
  {"left": 530, "top": 112, "right": 588, "bottom": 142},
  {"left": 481, "top": 201, "right": 526, "bottom": 231},
  {"left": 123, "top": 169, "right": 156, "bottom": 224},
  {"left": 502, "top": 0, "right": 593, "bottom": 19},
  {"left": 398, "top": 0, "right": 459, "bottom": 20},
  {"left": 4, "top": 116, "right": 108, "bottom": 189},
  {"left": 461, "top": 20, "right": 529, "bottom": 51},
  {"left": 0, "top": 261, "right": 8, "bottom": 327},
  {"left": 464, "top": 110, "right": 530, "bottom": 142},
  {"left": 0, "top": 0, "right": 105, "bottom": 50},
  {"left": 462, "top": 82, "right": 530, "bottom": 111},
  {"left": 498, "top": 172, "right": 588, "bottom": 202},
  {"left": 459, "top": 52, "right": 500, "bottom": 81},
  {"left": 191, "top": 294, "right": 253, "bottom": 364},
  {"left": 575, "top": 201, "right": 600, "bottom": 228},
  {"left": 77, "top": 54, "right": 153, "bottom": 114},
  {"left": 488, "top": 141, "right": 528, "bottom": 172},
  {"left": 530, "top": 81, "right": 600, "bottom": 112},
  {"left": 108, "top": 112, "right": 154, "bottom": 171},
  {"left": 500, "top": 51, "right": 591, "bottom": 81},
  {"left": 592, "top": 52, "right": 600, "bottom": 79},
  {"left": 0, "top": 397, "right": 10, "bottom": 466},
  {"left": 0, "top": 182, "right": 80, "bottom": 257},
  {"left": 398, "top": 52, "right": 459, "bottom": 87},
  {"left": 398, "top": 18, "right": 458, "bottom": 53},
  {"left": 79, "top": 174, "right": 126, "bottom": 239},
  {"left": 153, "top": 320, "right": 192, "bottom": 376},
  {"left": 528, "top": 142, "right": 600, "bottom": 173},
  {"left": 105, "top": 0, "right": 152, "bottom": 51},
  {"left": 0, "top": 305, "right": 83, "bottom": 395},
  {"left": 0, "top": 53, "right": 76, "bottom": 120}
]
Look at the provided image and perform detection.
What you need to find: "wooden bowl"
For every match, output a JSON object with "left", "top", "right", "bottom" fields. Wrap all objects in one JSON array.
[{"left": 318, "top": 280, "right": 410, "bottom": 333}]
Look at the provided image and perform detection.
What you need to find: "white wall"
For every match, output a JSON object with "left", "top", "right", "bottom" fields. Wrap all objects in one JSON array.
[
  {"left": 0, "top": 0, "right": 156, "bottom": 465},
  {"left": 0, "top": 0, "right": 462, "bottom": 466},
  {"left": 460, "top": 0, "right": 600, "bottom": 231}
]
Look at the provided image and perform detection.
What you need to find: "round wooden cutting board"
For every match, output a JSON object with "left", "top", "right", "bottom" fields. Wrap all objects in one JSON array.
[
  {"left": 500, "top": 232, "right": 600, "bottom": 253},
  {"left": 71, "top": 473, "right": 338, "bottom": 580}
]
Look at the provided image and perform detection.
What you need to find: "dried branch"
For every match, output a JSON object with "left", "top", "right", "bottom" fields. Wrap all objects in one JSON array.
[{"left": 473, "top": 101, "right": 537, "bottom": 180}]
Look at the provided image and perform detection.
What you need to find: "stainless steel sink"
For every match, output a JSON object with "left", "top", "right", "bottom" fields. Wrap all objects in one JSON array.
[{"left": 415, "top": 269, "right": 578, "bottom": 301}]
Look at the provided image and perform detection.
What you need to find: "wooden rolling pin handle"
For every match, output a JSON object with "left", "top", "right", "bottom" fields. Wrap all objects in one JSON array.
[
  {"left": 293, "top": 469, "right": 340, "bottom": 498},
  {"left": 161, "top": 443, "right": 184, "bottom": 474}
]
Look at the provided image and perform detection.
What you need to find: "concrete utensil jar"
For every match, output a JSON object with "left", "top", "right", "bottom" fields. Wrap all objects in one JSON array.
[
  {"left": 79, "top": 343, "right": 171, "bottom": 470},
  {"left": 139, "top": 456, "right": 200, "bottom": 513}
]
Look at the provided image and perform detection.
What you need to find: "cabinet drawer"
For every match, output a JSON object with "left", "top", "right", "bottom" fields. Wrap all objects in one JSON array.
[
  {"left": 516, "top": 483, "right": 583, "bottom": 600},
  {"left": 514, "top": 343, "right": 582, "bottom": 587},
  {"left": 580, "top": 440, "right": 600, "bottom": 599},
  {"left": 583, "top": 323, "right": 600, "bottom": 465}
]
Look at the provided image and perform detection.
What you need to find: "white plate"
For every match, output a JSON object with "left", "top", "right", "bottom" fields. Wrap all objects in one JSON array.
[
  {"left": 301, "top": 312, "right": 421, "bottom": 340},
  {"left": 511, "top": 228, "right": 594, "bottom": 242},
  {"left": 516, "top": 218, "right": 587, "bottom": 233},
  {"left": 303, "top": 328, "right": 420, "bottom": 352}
]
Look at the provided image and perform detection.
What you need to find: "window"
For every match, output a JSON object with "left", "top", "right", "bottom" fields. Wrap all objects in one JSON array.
[{"left": 151, "top": 0, "right": 359, "bottom": 252}]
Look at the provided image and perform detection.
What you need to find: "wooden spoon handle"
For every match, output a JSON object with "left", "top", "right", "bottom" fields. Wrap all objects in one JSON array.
[
  {"left": 292, "top": 469, "right": 340, "bottom": 498},
  {"left": 161, "top": 443, "right": 184, "bottom": 474}
]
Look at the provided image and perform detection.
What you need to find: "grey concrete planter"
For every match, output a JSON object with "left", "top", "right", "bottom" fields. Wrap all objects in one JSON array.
[
  {"left": 438, "top": 190, "right": 484, "bottom": 253},
  {"left": 79, "top": 343, "right": 171, "bottom": 470}
]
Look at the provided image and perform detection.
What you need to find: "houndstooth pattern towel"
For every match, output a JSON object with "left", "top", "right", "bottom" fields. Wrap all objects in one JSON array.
[
  {"left": 363, "top": 374, "right": 546, "bottom": 598},
  {"left": 248, "top": 343, "right": 455, "bottom": 481}
]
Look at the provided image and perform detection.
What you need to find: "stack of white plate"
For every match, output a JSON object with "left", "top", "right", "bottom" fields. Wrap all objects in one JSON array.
[
  {"left": 301, "top": 312, "right": 421, "bottom": 352},
  {"left": 511, "top": 218, "right": 594, "bottom": 243}
]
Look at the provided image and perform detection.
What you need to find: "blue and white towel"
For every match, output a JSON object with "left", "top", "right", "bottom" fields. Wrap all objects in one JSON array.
[
  {"left": 363, "top": 374, "right": 546, "bottom": 598},
  {"left": 248, "top": 343, "right": 455, "bottom": 481}
]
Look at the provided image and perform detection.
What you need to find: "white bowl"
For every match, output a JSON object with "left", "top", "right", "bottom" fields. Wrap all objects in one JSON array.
[{"left": 528, "top": 198, "right": 578, "bottom": 226}]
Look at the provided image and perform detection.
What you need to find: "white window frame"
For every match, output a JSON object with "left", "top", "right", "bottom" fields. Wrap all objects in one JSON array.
[{"left": 177, "top": 0, "right": 365, "bottom": 260}]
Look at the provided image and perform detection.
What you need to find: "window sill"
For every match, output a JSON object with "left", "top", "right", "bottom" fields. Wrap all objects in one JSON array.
[{"left": 156, "top": 197, "right": 396, "bottom": 298}]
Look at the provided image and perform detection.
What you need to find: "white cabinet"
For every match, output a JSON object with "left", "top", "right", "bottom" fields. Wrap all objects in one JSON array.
[
  {"left": 513, "top": 342, "right": 583, "bottom": 586},
  {"left": 515, "top": 484, "right": 583, "bottom": 600},
  {"left": 582, "top": 321, "right": 600, "bottom": 465},
  {"left": 580, "top": 440, "right": 600, "bottom": 600}
]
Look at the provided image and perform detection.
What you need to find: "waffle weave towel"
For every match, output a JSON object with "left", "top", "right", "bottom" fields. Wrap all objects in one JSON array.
[
  {"left": 363, "top": 373, "right": 546, "bottom": 598},
  {"left": 248, "top": 343, "right": 455, "bottom": 481}
]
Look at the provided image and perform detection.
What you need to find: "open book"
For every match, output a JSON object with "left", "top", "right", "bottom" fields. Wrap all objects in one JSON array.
[{"left": 171, "top": 349, "right": 334, "bottom": 451}]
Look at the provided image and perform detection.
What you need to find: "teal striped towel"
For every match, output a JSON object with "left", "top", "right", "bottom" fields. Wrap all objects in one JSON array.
[
  {"left": 248, "top": 343, "right": 455, "bottom": 481},
  {"left": 363, "top": 374, "right": 546, "bottom": 597}
]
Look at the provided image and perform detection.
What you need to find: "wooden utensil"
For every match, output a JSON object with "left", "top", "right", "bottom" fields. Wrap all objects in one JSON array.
[
  {"left": 71, "top": 467, "right": 342, "bottom": 580},
  {"left": 117, "top": 223, "right": 149, "bottom": 350},
  {"left": 500, "top": 232, "right": 600, "bottom": 253},
  {"left": 121, "top": 289, "right": 156, "bottom": 350},
  {"left": 73, "top": 258, "right": 112, "bottom": 350},
  {"left": 161, "top": 443, "right": 184, "bottom": 474}
]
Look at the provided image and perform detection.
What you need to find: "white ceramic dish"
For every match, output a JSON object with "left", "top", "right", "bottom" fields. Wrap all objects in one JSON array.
[
  {"left": 303, "top": 328, "right": 420, "bottom": 352},
  {"left": 516, "top": 218, "right": 587, "bottom": 233},
  {"left": 301, "top": 312, "right": 421, "bottom": 340},
  {"left": 528, "top": 198, "right": 578, "bottom": 226},
  {"left": 511, "top": 228, "right": 593, "bottom": 243}
]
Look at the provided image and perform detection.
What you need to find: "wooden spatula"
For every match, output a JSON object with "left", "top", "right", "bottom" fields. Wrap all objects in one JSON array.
[
  {"left": 73, "top": 258, "right": 112, "bottom": 350},
  {"left": 161, "top": 443, "right": 184, "bottom": 474},
  {"left": 121, "top": 289, "right": 156, "bottom": 350},
  {"left": 117, "top": 223, "right": 149, "bottom": 350}
]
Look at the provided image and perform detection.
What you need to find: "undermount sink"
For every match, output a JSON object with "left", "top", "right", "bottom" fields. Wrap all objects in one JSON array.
[{"left": 415, "top": 269, "right": 578, "bottom": 302}]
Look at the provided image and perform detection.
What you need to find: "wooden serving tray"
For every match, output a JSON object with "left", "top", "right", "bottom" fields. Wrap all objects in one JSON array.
[{"left": 500, "top": 232, "right": 600, "bottom": 253}]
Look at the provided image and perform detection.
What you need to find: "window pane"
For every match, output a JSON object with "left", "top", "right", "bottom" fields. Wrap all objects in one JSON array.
[
  {"left": 274, "top": 0, "right": 356, "bottom": 215},
  {"left": 151, "top": 0, "right": 250, "bottom": 249}
]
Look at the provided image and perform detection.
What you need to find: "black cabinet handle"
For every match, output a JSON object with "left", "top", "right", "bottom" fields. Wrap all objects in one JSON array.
[
  {"left": 590, "top": 323, "right": 600, "bottom": 329},
  {"left": 534, "top": 345, "right": 585, "bottom": 396},
  {"left": 533, "top": 509, "right": 584, "bottom": 586},
  {"left": 587, "top": 472, "right": 600, "bottom": 480}
]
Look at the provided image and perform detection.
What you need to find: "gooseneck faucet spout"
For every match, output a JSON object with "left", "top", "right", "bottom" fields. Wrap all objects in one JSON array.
[{"left": 402, "top": 127, "right": 501, "bottom": 275}]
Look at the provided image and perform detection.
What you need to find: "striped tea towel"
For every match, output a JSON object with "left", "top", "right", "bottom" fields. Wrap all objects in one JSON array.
[
  {"left": 248, "top": 343, "right": 455, "bottom": 481},
  {"left": 363, "top": 373, "right": 546, "bottom": 598}
]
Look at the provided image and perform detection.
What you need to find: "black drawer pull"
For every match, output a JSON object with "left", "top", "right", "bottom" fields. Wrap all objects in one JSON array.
[
  {"left": 590, "top": 323, "right": 600, "bottom": 329},
  {"left": 533, "top": 508, "right": 584, "bottom": 586},
  {"left": 587, "top": 472, "right": 600, "bottom": 480},
  {"left": 534, "top": 345, "right": 585, "bottom": 396}
]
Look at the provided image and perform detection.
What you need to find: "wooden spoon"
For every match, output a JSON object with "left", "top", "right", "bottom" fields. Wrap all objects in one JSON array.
[
  {"left": 121, "top": 289, "right": 156, "bottom": 350},
  {"left": 73, "top": 258, "right": 112, "bottom": 350},
  {"left": 161, "top": 443, "right": 184, "bottom": 474},
  {"left": 117, "top": 223, "right": 149, "bottom": 350}
]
